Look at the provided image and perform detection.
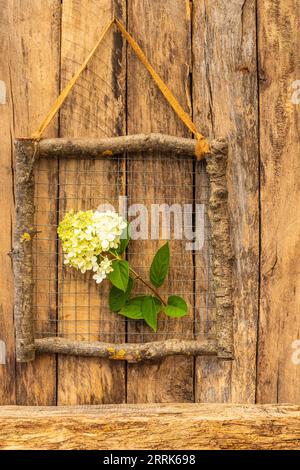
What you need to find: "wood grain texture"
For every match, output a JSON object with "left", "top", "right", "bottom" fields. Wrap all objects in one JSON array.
[
  {"left": 257, "top": 0, "right": 300, "bottom": 403},
  {"left": 0, "top": 404, "right": 300, "bottom": 450},
  {"left": 57, "top": 0, "right": 126, "bottom": 405},
  {"left": 193, "top": 0, "right": 259, "bottom": 402},
  {"left": 2, "top": 0, "right": 300, "bottom": 407},
  {"left": 126, "top": 0, "right": 194, "bottom": 402},
  {"left": 0, "top": 0, "right": 16, "bottom": 404},
  {"left": 5, "top": 0, "right": 61, "bottom": 405}
]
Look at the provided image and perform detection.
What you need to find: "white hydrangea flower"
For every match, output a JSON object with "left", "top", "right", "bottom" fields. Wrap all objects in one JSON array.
[
  {"left": 92, "top": 257, "right": 114, "bottom": 284},
  {"left": 92, "top": 210, "right": 127, "bottom": 252},
  {"left": 57, "top": 209, "right": 126, "bottom": 285}
]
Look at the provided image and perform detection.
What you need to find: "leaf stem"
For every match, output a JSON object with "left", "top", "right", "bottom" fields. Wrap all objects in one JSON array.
[
  {"left": 128, "top": 266, "right": 167, "bottom": 306},
  {"left": 108, "top": 251, "right": 167, "bottom": 306}
]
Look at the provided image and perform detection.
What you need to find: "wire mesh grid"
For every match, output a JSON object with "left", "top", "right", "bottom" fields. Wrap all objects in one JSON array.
[{"left": 32, "top": 151, "right": 217, "bottom": 344}]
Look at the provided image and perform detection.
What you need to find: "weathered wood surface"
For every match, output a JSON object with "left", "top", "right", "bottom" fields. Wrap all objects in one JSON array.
[
  {"left": 0, "top": 0, "right": 60, "bottom": 405},
  {"left": 0, "top": 404, "right": 300, "bottom": 450},
  {"left": 57, "top": 0, "right": 126, "bottom": 405},
  {"left": 257, "top": 0, "right": 300, "bottom": 403},
  {"left": 126, "top": 0, "right": 194, "bottom": 402},
  {"left": 0, "top": 0, "right": 16, "bottom": 404},
  {"left": 193, "top": 0, "right": 259, "bottom": 403},
  {"left": 35, "top": 337, "right": 218, "bottom": 361},
  {"left": 1, "top": 0, "right": 299, "bottom": 407}
]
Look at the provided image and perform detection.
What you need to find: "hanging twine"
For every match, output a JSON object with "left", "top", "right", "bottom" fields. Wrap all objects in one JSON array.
[{"left": 31, "top": 17, "right": 210, "bottom": 159}]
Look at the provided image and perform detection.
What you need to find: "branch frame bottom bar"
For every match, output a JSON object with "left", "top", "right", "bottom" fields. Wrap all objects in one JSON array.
[{"left": 35, "top": 337, "right": 219, "bottom": 363}]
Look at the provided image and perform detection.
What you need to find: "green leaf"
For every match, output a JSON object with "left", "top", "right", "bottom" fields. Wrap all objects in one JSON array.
[
  {"left": 164, "top": 295, "right": 188, "bottom": 318},
  {"left": 141, "top": 296, "right": 161, "bottom": 332},
  {"left": 108, "top": 259, "right": 129, "bottom": 292},
  {"left": 119, "top": 297, "right": 144, "bottom": 319},
  {"left": 109, "top": 277, "right": 133, "bottom": 312},
  {"left": 153, "top": 297, "right": 163, "bottom": 308},
  {"left": 150, "top": 241, "right": 170, "bottom": 288},
  {"left": 114, "top": 222, "right": 130, "bottom": 255}
]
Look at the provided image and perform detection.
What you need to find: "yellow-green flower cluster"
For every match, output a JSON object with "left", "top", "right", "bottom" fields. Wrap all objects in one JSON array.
[{"left": 57, "top": 210, "right": 126, "bottom": 284}]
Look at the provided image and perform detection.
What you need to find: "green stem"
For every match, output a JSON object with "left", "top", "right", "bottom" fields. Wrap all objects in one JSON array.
[
  {"left": 108, "top": 251, "right": 167, "bottom": 306},
  {"left": 128, "top": 266, "right": 167, "bottom": 306}
]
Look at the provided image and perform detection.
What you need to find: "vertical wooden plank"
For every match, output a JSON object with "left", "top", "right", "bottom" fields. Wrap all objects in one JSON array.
[
  {"left": 257, "top": 0, "right": 300, "bottom": 403},
  {"left": 193, "top": 0, "right": 259, "bottom": 402},
  {"left": 126, "top": 0, "right": 194, "bottom": 402},
  {"left": 0, "top": 0, "right": 16, "bottom": 404},
  {"left": 57, "top": 0, "right": 127, "bottom": 404},
  {"left": 5, "top": 0, "right": 61, "bottom": 405}
]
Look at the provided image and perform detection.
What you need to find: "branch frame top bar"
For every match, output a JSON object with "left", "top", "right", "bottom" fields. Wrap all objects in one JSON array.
[{"left": 13, "top": 134, "right": 234, "bottom": 363}]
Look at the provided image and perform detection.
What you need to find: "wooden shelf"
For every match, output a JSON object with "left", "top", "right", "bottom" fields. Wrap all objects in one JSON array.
[{"left": 0, "top": 404, "right": 300, "bottom": 450}]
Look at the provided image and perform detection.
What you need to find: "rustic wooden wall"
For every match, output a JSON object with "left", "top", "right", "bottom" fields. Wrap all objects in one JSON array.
[
  {"left": 126, "top": 0, "right": 195, "bottom": 403},
  {"left": 0, "top": 0, "right": 299, "bottom": 405},
  {"left": 57, "top": 0, "right": 127, "bottom": 406}
]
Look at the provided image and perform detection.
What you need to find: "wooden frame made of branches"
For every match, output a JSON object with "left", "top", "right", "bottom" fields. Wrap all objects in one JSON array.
[{"left": 12, "top": 134, "right": 234, "bottom": 363}]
